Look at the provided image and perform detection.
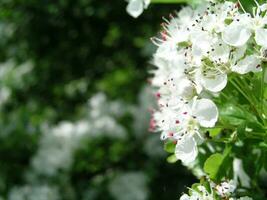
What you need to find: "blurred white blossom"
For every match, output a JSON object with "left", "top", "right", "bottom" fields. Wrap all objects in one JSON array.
[
  {"left": 109, "top": 172, "right": 148, "bottom": 200},
  {"left": 30, "top": 93, "right": 128, "bottom": 176},
  {"left": 233, "top": 158, "right": 250, "bottom": 188},
  {"left": 8, "top": 185, "right": 59, "bottom": 200},
  {"left": 31, "top": 121, "right": 87, "bottom": 176},
  {"left": 0, "top": 60, "right": 33, "bottom": 108}
]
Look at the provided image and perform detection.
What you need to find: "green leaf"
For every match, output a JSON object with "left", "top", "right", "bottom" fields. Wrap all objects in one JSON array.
[
  {"left": 246, "top": 121, "right": 266, "bottom": 133},
  {"left": 164, "top": 141, "right": 176, "bottom": 153},
  {"left": 204, "top": 153, "right": 224, "bottom": 180},
  {"left": 207, "top": 128, "right": 222, "bottom": 137},
  {"left": 224, "top": 18, "right": 233, "bottom": 25},
  {"left": 237, "top": 122, "right": 246, "bottom": 140},
  {"left": 167, "top": 154, "right": 178, "bottom": 163},
  {"left": 219, "top": 103, "right": 258, "bottom": 126},
  {"left": 177, "top": 41, "right": 191, "bottom": 48},
  {"left": 204, "top": 146, "right": 232, "bottom": 181},
  {"left": 259, "top": 142, "right": 267, "bottom": 149}
]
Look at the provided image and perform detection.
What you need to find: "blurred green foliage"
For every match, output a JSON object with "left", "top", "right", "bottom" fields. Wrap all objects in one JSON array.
[{"left": 0, "top": 0, "right": 196, "bottom": 199}]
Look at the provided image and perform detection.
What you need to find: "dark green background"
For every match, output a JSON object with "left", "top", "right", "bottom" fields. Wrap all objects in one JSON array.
[{"left": 0, "top": 0, "right": 196, "bottom": 199}]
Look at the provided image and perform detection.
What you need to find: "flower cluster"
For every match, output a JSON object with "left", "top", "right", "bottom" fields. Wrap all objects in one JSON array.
[
  {"left": 180, "top": 179, "right": 252, "bottom": 200},
  {"left": 8, "top": 88, "right": 161, "bottom": 200},
  {"left": 150, "top": 1, "right": 267, "bottom": 164},
  {"left": 30, "top": 93, "right": 128, "bottom": 176},
  {"left": 8, "top": 185, "right": 60, "bottom": 200}
]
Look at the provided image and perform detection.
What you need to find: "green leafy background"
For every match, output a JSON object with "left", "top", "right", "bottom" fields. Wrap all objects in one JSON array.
[{"left": 0, "top": 0, "right": 197, "bottom": 199}]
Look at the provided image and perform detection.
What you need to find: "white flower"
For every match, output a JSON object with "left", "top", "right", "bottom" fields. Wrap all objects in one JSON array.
[
  {"left": 231, "top": 55, "right": 261, "bottom": 74},
  {"left": 191, "top": 31, "right": 214, "bottom": 65},
  {"left": 179, "top": 185, "right": 213, "bottom": 200},
  {"left": 174, "top": 98, "right": 218, "bottom": 164},
  {"left": 151, "top": 43, "right": 180, "bottom": 87},
  {"left": 216, "top": 180, "right": 236, "bottom": 197},
  {"left": 222, "top": 3, "right": 267, "bottom": 49},
  {"left": 180, "top": 194, "right": 191, "bottom": 200},
  {"left": 250, "top": 6, "right": 267, "bottom": 47},
  {"left": 126, "top": 0, "right": 150, "bottom": 18},
  {"left": 154, "top": 96, "right": 218, "bottom": 164},
  {"left": 159, "top": 98, "right": 218, "bottom": 139},
  {"left": 255, "top": 28, "right": 267, "bottom": 48},
  {"left": 151, "top": 0, "right": 267, "bottom": 170},
  {"left": 191, "top": 98, "right": 218, "bottom": 127},
  {"left": 222, "top": 22, "right": 252, "bottom": 47},
  {"left": 159, "top": 75, "right": 195, "bottom": 100},
  {"left": 175, "top": 136, "right": 198, "bottom": 164},
  {"left": 195, "top": 69, "right": 228, "bottom": 93},
  {"left": 176, "top": 78, "right": 195, "bottom": 98}
]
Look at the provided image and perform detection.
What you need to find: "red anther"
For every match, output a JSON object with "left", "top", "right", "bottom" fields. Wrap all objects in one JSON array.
[
  {"left": 256, "top": 64, "right": 261, "bottom": 68},
  {"left": 173, "top": 140, "right": 177, "bottom": 144},
  {"left": 235, "top": 2, "right": 240, "bottom": 8},
  {"left": 175, "top": 120, "right": 180, "bottom": 124},
  {"left": 161, "top": 31, "right": 167, "bottom": 41},
  {"left": 155, "top": 92, "right": 161, "bottom": 99},
  {"left": 183, "top": 112, "right": 188, "bottom": 115},
  {"left": 149, "top": 118, "right": 156, "bottom": 132},
  {"left": 169, "top": 132, "right": 174, "bottom": 137}
]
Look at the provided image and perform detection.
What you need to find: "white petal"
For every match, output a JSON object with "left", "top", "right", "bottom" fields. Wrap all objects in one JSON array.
[
  {"left": 222, "top": 22, "right": 251, "bottom": 47},
  {"left": 201, "top": 73, "right": 228, "bottom": 92},
  {"left": 238, "top": 197, "right": 253, "bottom": 200},
  {"left": 233, "top": 158, "right": 250, "bottom": 188},
  {"left": 178, "top": 7, "right": 194, "bottom": 24},
  {"left": 193, "top": 99, "right": 218, "bottom": 127},
  {"left": 232, "top": 55, "right": 261, "bottom": 74},
  {"left": 176, "top": 78, "right": 195, "bottom": 99},
  {"left": 191, "top": 31, "right": 212, "bottom": 61},
  {"left": 126, "top": 0, "right": 143, "bottom": 18},
  {"left": 210, "top": 41, "right": 230, "bottom": 63},
  {"left": 255, "top": 28, "right": 267, "bottom": 48},
  {"left": 175, "top": 136, "right": 197, "bottom": 164},
  {"left": 180, "top": 194, "right": 190, "bottom": 200},
  {"left": 231, "top": 45, "right": 247, "bottom": 63},
  {"left": 144, "top": 0, "right": 150, "bottom": 8},
  {"left": 194, "top": 72, "right": 203, "bottom": 94}
]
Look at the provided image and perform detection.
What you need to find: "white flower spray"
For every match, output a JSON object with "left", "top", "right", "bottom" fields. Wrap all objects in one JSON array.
[
  {"left": 180, "top": 179, "right": 252, "bottom": 200},
  {"left": 150, "top": 0, "right": 267, "bottom": 166}
]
